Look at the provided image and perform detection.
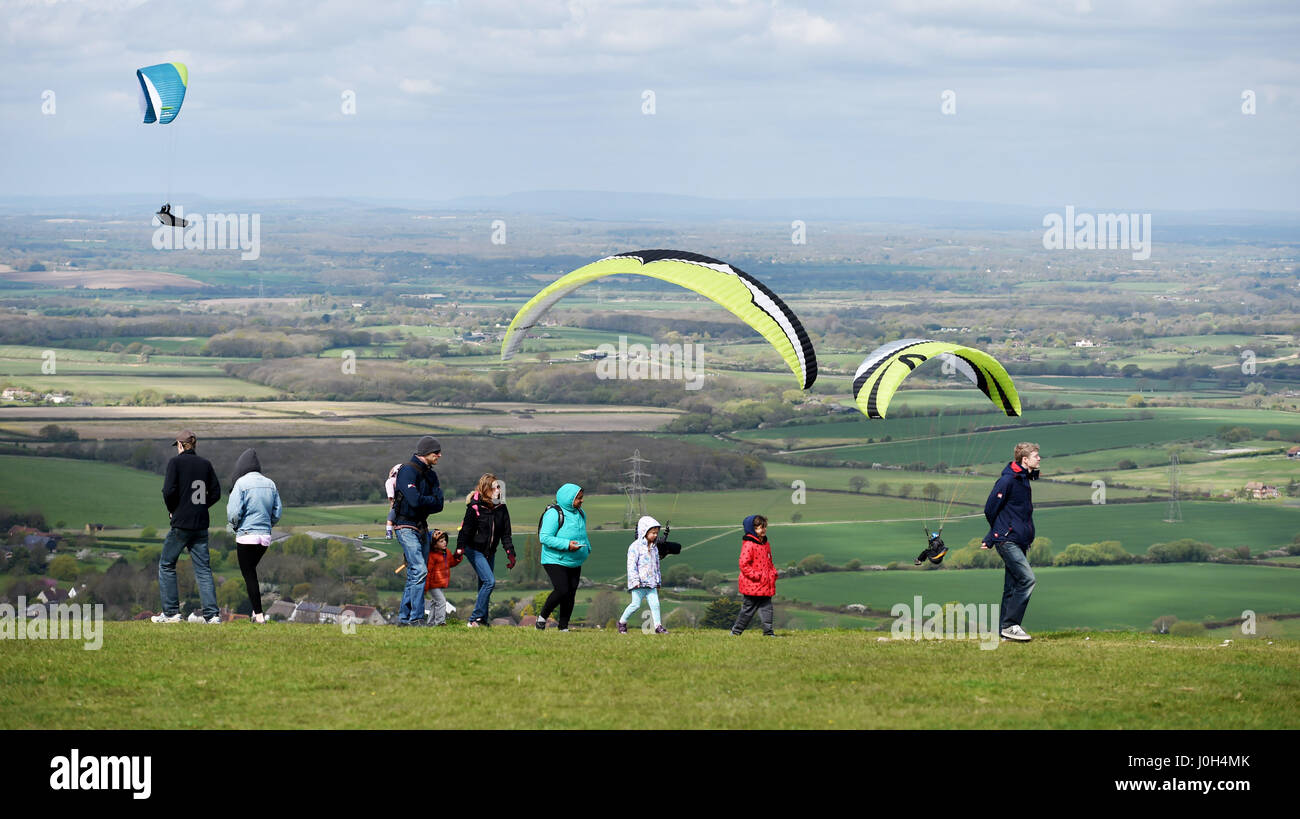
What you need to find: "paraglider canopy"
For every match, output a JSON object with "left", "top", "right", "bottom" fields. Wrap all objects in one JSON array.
[
  {"left": 851, "top": 338, "right": 1021, "bottom": 419},
  {"left": 501, "top": 249, "right": 817, "bottom": 389},
  {"left": 136, "top": 62, "right": 188, "bottom": 125}
]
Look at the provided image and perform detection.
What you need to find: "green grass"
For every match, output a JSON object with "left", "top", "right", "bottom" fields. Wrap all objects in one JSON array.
[
  {"left": 1, "top": 624, "right": 1295, "bottom": 729},
  {"left": 0, "top": 455, "right": 166, "bottom": 529},
  {"left": 776, "top": 563, "right": 1300, "bottom": 631}
]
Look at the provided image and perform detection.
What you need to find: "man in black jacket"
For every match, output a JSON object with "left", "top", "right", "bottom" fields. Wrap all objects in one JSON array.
[
  {"left": 981, "top": 442, "right": 1041, "bottom": 642},
  {"left": 393, "top": 436, "right": 445, "bottom": 626},
  {"left": 153, "top": 431, "right": 221, "bottom": 624}
]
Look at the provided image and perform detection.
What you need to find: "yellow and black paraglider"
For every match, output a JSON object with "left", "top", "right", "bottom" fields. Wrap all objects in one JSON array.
[
  {"left": 851, "top": 338, "right": 1020, "bottom": 420},
  {"left": 850, "top": 338, "right": 1022, "bottom": 565},
  {"left": 501, "top": 249, "right": 817, "bottom": 389}
]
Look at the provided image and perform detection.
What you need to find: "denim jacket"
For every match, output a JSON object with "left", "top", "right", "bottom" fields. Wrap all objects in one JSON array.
[{"left": 227, "top": 472, "right": 282, "bottom": 536}]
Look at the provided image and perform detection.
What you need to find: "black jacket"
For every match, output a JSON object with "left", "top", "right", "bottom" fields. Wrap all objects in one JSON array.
[
  {"left": 983, "top": 461, "right": 1037, "bottom": 548},
  {"left": 392, "top": 455, "right": 444, "bottom": 528},
  {"left": 162, "top": 450, "right": 221, "bottom": 530},
  {"left": 456, "top": 493, "right": 515, "bottom": 559}
]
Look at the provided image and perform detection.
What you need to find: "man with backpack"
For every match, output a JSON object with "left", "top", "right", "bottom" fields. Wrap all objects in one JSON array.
[
  {"left": 153, "top": 430, "right": 222, "bottom": 624},
  {"left": 393, "top": 436, "right": 445, "bottom": 626}
]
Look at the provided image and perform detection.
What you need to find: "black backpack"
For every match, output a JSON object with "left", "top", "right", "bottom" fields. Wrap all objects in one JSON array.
[{"left": 537, "top": 503, "right": 564, "bottom": 536}]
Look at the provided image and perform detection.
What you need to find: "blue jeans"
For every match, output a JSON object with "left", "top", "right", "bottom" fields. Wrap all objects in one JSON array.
[
  {"left": 159, "top": 527, "right": 218, "bottom": 618},
  {"left": 996, "top": 541, "right": 1036, "bottom": 629},
  {"left": 465, "top": 549, "right": 496, "bottom": 623},
  {"left": 620, "top": 587, "right": 661, "bottom": 627},
  {"left": 396, "top": 528, "right": 430, "bottom": 623}
]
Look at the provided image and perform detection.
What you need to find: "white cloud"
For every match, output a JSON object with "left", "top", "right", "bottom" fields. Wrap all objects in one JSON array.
[{"left": 398, "top": 77, "right": 441, "bottom": 95}]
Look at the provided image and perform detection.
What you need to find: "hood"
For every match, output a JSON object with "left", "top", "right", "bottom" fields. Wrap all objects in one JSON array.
[
  {"left": 1002, "top": 460, "right": 1039, "bottom": 482},
  {"left": 636, "top": 515, "right": 661, "bottom": 543},
  {"left": 555, "top": 483, "right": 583, "bottom": 512},
  {"left": 233, "top": 448, "right": 261, "bottom": 481},
  {"left": 743, "top": 515, "right": 759, "bottom": 537}
]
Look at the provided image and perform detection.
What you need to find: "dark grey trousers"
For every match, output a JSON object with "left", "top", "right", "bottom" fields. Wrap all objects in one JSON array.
[{"left": 732, "top": 594, "right": 774, "bottom": 635}]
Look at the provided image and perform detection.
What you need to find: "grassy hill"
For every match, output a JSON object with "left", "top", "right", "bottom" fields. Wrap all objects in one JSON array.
[
  {"left": 1, "top": 624, "right": 1294, "bottom": 729},
  {"left": 775, "top": 563, "right": 1300, "bottom": 630}
]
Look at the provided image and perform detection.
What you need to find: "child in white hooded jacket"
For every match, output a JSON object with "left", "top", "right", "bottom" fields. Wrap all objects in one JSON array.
[{"left": 619, "top": 515, "right": 673, "bottom": 634}]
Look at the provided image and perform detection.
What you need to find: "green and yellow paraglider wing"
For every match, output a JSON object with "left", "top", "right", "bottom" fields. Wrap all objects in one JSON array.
[
  {"left": 501, "top": 249, "right": 817, "bottom": 389},
  {"left": 852, "top": 339, "right": 1020, "bottom": 419}
]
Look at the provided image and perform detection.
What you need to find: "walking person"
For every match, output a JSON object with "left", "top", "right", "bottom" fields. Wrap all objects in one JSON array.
[
  {"left": 153, "top": 431, "right": 222, "bottom": 624},
  {"left": 536, "top": 483, "right": 590, "bottom": 632},
  {"left": 981, "top": 442, "right": 1041, "bottom": 642},
  {"left": 616, "top": 515, "right": 679, "bottom": 635},
  {"left": 226, "top": 448, "right": 281, "bottom": 624},
  {"left": 393, "top": 436, "right": 445, "bottom": 626},
  {"left": 731, "top": 515, "right": 779, "bottom": 636},
  {"left": 456, "top": 473, "right": 516, "bottom": 627},
  {"left": 423, "top": 529, "right": 461, "bottom": 625}
]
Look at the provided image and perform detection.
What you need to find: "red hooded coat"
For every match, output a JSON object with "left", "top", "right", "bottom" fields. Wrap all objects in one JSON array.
[{"left": 737, "top": 533, "right": 777, "bottom": 597}]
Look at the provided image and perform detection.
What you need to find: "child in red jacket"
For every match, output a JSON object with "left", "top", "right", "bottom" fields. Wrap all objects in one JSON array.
[
  {"left": 731, "top": 514, "right": 778, "bottom": 636},
  {"left": 423, "top": 529, "right": 463, "bottom": 626}
]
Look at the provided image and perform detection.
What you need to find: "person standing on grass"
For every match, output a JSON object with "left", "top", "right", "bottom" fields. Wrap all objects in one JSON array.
[
  {"left": 153, "top": 431, "right": 221, "bottom": 624},
  {"left": 393, "top": 436, "right": 445, "bottom": 626},
  {"left": 226, "top": 448, "right": 282, "bottom": 624},
  {"left": 423, "top": 529, "right": 461, "bottom": 625},
  {"left": 456, "top": 473, "right": 516, "bottom": 627},
  {"left": 981, "top": 442, "right": 1041, "bottom": 642},
  {"left": 536, "top": 483, "right": 590, "bottom": 632},
  {"left": 731, "top": 514, "right": 778, "bottom": 637},
  {"left": 617, "top": 515, "right": 679, "bottom": 635}
]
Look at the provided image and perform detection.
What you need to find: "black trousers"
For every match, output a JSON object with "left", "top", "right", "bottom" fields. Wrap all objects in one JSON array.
[
  {"left": 732, "top": 594, "right": 774, "bottom": 635},
  {"left": 237, "top": 543, "right": 268, "bottom": 615},
  {"left": 540, "top": 564, "right": 582, "bottom": 628}
]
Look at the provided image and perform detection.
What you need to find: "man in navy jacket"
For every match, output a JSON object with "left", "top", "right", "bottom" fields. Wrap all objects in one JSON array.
[
  {"left": 393, "top": 436, "right": 445, "bottom": 625},
  {"left": 154, "top": 431, "right": 221, "bottom": 624},
  {"left": 981, "top": 442, "right": 1041, "bottom": 641}
]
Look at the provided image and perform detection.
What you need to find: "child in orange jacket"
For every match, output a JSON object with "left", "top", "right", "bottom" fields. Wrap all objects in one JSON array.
[
  {"left": 731, "top": 515, "right": 778, "bottom": 636},
  {"left": 423, "top": 529, "right": 462, "bottom": 626}
]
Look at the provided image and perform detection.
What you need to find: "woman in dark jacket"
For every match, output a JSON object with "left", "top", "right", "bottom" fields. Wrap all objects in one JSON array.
[{"left": 456, "top": 473, "right": 516, "bottom": 627}]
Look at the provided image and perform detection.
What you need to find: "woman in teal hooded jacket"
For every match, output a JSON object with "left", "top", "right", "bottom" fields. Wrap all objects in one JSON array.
[{"left": 536, "top": 483, "right": 590, "bottom": 631}]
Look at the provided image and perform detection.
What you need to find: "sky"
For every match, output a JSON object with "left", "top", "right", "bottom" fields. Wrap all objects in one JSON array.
[{"left": 1, "top": 0, "right": 1298, "bottom": 211}]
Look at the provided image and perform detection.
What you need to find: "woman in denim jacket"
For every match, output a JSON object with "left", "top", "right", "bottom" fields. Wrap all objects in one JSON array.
[{"left": 226, "top": 448, "right": 282, "bottom": 623}]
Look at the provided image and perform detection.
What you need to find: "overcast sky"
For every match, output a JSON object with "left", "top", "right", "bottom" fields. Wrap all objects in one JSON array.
[{"left": 2, "top": 0, "right": 1297, "bottom": 211}]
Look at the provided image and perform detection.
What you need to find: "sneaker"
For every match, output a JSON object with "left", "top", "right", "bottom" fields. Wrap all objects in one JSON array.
[
  {"left": 617, "top": 621, "right": 628, "bottom": 634},
  {"left": 654, "top": 625, "right": 668, "bottom": 634},
  {"left": 557, "top": 627, "right": 570, "bottom": 632},
  {"left": 1000, "top": 625, "right": 1032, "bottom": 641},
  {"left": 534, "top": 617, "right": 546, "bottom": 631},
  {"left": 205, "top": 615, "right": 222, "bottom": 625},
  {"left": 187, "top": 612, "right": 206, "bottom": 623},
  {"left": 763, "top": 632, "right": 779, "bottom": 637},
  {"left": 467, "top": 620, "right": 481, "bottom": 628},
  {"left": 150, "top": 612, "right": 182, "bottom": 623},
  {"left": 252, "top": 613, "right": 266, "bottom": 624}
]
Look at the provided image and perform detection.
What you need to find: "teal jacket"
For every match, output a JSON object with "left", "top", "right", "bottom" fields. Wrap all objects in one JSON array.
[{"left": 539, "top": 483, "right": 590, "bottom": 567}]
